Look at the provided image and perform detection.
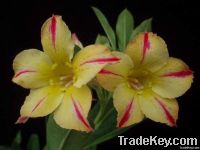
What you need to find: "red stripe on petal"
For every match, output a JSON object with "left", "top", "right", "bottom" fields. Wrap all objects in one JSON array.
[
  {"left": 161, "top": 70, "right": 193, "bottom": 78},
  {"left": 14, "top": 70, "right": 36, "bottom": 78},
  {"left": 141, "top": 32, "right": 150, "bottom": 64},
  {"left": 31, "top": 97, "right": 46, "bottom": 113},
  {"left": 81, "top": 57, "right": 120, "bottom": 65},
  {"left": 15, "top": 116, "right": 29, "bottom": 124},
  {"left": 50, "top": 15, "right": 57, "bottom": 48},
  {"left": 118, "top": 99, "right": 134, "bottom": 128},
  {"left": 99, "top": 69, "right": 123, "bottom": 77},
  {"left": 71, "top": 96, "right": 93, "bottom": 132},
  {"left": 155, "top": 97, "right": 176, "bottom": 126}
]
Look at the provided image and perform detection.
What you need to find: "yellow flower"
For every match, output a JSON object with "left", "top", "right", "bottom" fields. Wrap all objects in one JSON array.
[
  {"left": 12, "top": 15, "right": 119, "bottom": 132},
  {"left": 97, "top": 32, "right": 193, "bottom": 128}
]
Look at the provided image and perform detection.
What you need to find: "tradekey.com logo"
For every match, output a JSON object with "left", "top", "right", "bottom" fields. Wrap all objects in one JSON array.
[{"left": 118, "top": 136, "right": 200, "bottom": 149}]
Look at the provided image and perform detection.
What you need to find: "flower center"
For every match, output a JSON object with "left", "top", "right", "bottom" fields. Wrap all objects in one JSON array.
[
  {"left": 129, "top": 78, "right": 144, "bottom": 90},
  {"left": 128, "top": 69, "right": 152, "bottom": 91},
  {"left": 59, "top": 74, "right": 73, "bottom": 87},
  {"left": 49, "top": 62, "right": 74, "bottom": 87}
]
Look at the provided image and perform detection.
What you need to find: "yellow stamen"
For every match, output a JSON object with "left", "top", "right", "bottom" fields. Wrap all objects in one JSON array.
[
  {"left": 51, "top": 63, "right": 58, "bottom": 70},
  {"left": 59, "top": 75, "right": 72, "bottom": 81},
  {"left": 65, "top": 81, "right": 73, "bottom": 87},
  {"left": 129, "top": 78, "right": 144, "bottom": 90}
]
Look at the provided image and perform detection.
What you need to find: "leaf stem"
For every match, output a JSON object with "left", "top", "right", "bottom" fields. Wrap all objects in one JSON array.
[{"left": 58, "top": 130, "right": 71, "bottom": 150}]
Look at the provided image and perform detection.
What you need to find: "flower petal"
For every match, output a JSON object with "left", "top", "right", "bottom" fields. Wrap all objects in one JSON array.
[
  {"left": 97, "top": 52, "right": 133, "bottom": 91},
  {"left": 12, "top": 49, "right": 53, "bottom": 89},
  {"left": 72, "top": 33, "right": 83, "bottom": 48},
  {"left": 152, "top": 57, "right": 193, "bottom": 98},
  {"left": 113, "top": 83, "right": 144, "bottom": 128},
  {"left": 41, "top": 15, "right": 74, "bottom": 63},
  {"left": 139, "top": 92, "right": 178, "bottom": 126},
  {"left": 53, "top": 85, "right": 93, "bottom": 132},
  {"left": 20, "top": 86, "right": 63, "bottom": 117},
  {"left": 125, "top": 32, "right": 169, "bottom": 71},
  {"left": 72, "top": 45, "right": 120, "bottom": 87},
  {"left": 15, "top": 116, "right": 29, "bottom": 124}
]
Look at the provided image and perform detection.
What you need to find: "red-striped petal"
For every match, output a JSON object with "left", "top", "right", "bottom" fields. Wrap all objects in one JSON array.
[
  {"left": 155, "top": 97, "right": 176, "bottom": 126},
  {"left": 99, "top": 69, "right": 123, "bottom": 77},
  {"left": 15, "top": 116, "right": 29, "bottom": 124},
  {"left": 161, "top": 70, "right": 193, "bottom": 78},
  {"left": 81, "top": 57, "right": 120, "bottom": 66},
  {"left": 141, "top": 32, "right": 150, "bottom": 64},
  {"left": 50, "top": 15, "right": 57, "bottom": 48},
  {"left": 14, "top": 70, "right": 36, "bottom": 78},
  {"left": 31, "top": 97, "right": 46, "bottom": 113},
  {"left": 71, "top": 96, "right": 93, "bottom": 131},
  {"left": 118, "top": 99, "right": 134, "bottom": 128}
]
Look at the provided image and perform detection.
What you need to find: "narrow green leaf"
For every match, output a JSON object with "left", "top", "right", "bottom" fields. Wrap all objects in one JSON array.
[
  {"left": 83, "top": 99, "right": 132, "bottom": 149},
  {"left": 116, "top": 9, "right": 134, "bottom": 51},
  {"left": 130, "top": 18, "right": 152, "bottom": 41},
  {"left": 83, "top": 107, "right": 116, "bottom": 149},
  {"left": 88, "top": 101, "right": 100, "bottom": 125},
  {"left": 93, "top": 90, "right": 112, "bottom": 126},
  {"left": 11, "top": 131, "right": 22, "bottom": 150},
  {"left": 84, "top": 127, "right": 130, "bottom": 149},
  {"left": 59, "top": 131, "right": 89, "bottom": 150},
  {"left": 26, "top": 134, "right": 40, "bottom": 150},
  {"left": 84, "top": 107, "right": 133, "bottom": 149},
  {"left": 13, "top": 131, "right": 21, "bottom": 144},
  {"left": 46, "top": 115, "right": 72, "bottom": 150},
  {"left": 95, "top": 34, "right": 110, "bottom": 48},
  {"left": 92, "top": 7, "right": 116, "bottom": 49}
]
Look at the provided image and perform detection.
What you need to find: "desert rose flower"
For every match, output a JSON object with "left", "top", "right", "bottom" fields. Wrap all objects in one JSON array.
[
  {"left": 97, "top": 32, "right": 193, "bottom": 128},
  {"left": 12, "top": 15, "right": 119, "bottom": 132}
]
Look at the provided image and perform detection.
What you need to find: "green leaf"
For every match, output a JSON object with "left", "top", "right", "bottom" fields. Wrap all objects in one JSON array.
[
  {"left": 58, "top": 131, "right": 89, "bottom": 150},
  {"left": 83, "top": 96, "right": 132, "bottom": 149},
  {"left": 93, "top": 89, "right": 112, "bottom": 126},
  {"left": 92, "top": 7, "right": 116, "bottom": 50},
  {"left": 130, "top": 18, "right": 152, "bottom": 41},
  {"left": 46, "top": 115, "right": 89, "bottom": 150},
  {"left": 88, "top": 89, "right": 132, "bottom": 149},
  {"left": 11, "top": 131, "right": 22, "bottom": 150},
  {"left": 84, "top": 127, "right": 130, "bottom": 149},
  {"left": 46, "top": 115, "right": 71, "bottom": 150},
  {"left": 95, "top": 34, "right": 110, "bottom": 48},
  {"left": 88, "top": 101, "right": 100, "bottom": 126},
  {"left": 13, "top": 131, "right": 21, "bottom": 144},
  {"left": 45, "top": 104, "right": 133, "bottom": 150},
  {"left": 87, "top": 146, "right": 97, "bottom": 150},
  {"left": 116, "top": 9, "right": 134, "bottom": 51},
  {"left": 42, "top": 145, "right": 48, "bottom": 150},
  {"left": 26, "top": 134, "right": 40, "bottom": 150},
  {"left": 84, "top": 109, "right": 130, "bottom": 149}
]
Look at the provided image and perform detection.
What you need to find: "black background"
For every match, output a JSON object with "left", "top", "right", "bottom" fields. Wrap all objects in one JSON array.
[{"left": 0, "top": 0, "right": 200, "bottom": 149}]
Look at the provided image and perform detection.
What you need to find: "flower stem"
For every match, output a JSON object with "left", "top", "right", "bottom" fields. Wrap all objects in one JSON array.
[{"left": 94, "top": 88, "right": 112, "bottom": 128}]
